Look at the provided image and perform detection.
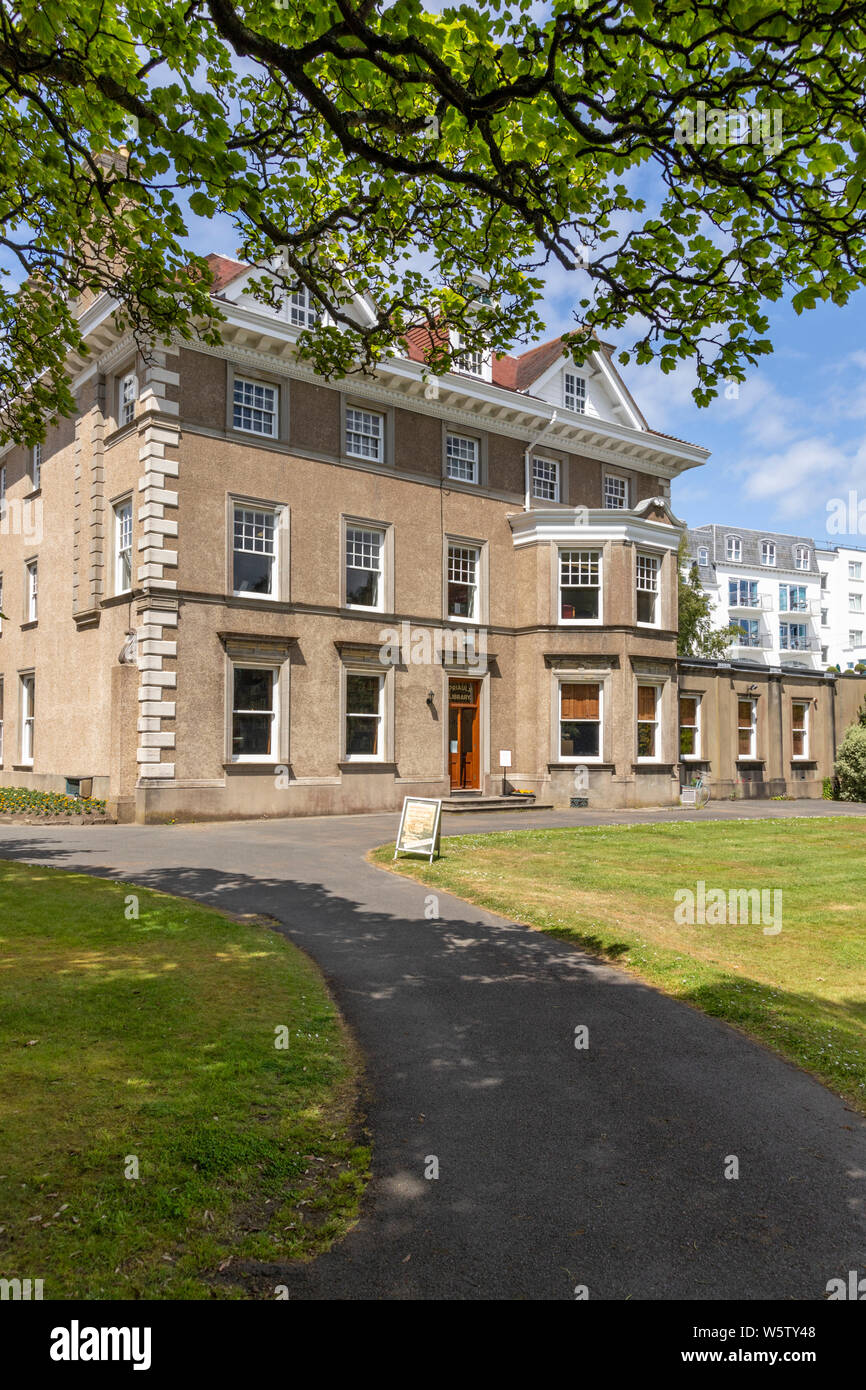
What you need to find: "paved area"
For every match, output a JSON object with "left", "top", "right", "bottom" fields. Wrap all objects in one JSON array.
[{"left": 1, "top": 801, "right": 865, "bottom": 1300}]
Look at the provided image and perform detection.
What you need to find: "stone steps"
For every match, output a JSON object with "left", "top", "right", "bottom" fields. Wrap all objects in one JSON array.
[{"left": 441, "top": 796, "right": 554, "bottom": 813}]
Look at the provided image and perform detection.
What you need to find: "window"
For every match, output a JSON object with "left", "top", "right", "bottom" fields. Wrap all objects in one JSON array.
[
  {"left": 0, "top": 677, "right": 3, "bottom": 764},
  {"left": 0, "top": 573, "right": 3, "bottom": 635},
  {"left": 726, "top": 535, "right": 742, "bottom": 562},
  {"left": 26, "top": 560, "right": 37, "bottom": 622},
  {"left": 559, "top": 549, "right": 601, "bottom": 622},
  {"left": 792, "top": 701, "right": 809, "bottom": 759},
  {"left": 820, "top": 571, "right": 828, "bottom": 590},
  {"left": 737, "top": 698, "right": 756, "bottom": 758},
  {"left": 345, "top": 673, "right": 384, "bottom": 760},
  {"left": 21, "top": 674, "right": 35, "bottom": 764},
  {"left": 32, "top": 443, "right": 42, "bottom": 490},
  {"left": 564, "top": 372, "right": 586, "bottom": 413},
  {"left": 636, "top": 684, "right": 660, "bottom": 760},
  {"left": 795, "top": 545, "right": 810, "bottom": 570},
  {"left": 445, "top": 433, "right": 479, "bottom": 484},
  {"left": 636, "top": 552, "right": 659, "bottom": 624},
  {"left": 603, "top": 474, "right": 628, "bottom": 509},
  {"left": 447, "top": 544, "right": 479, "bottom": 620},
  {"left": 119, "top": 372, "right": 138, "bottom": 426},
  {"left": 779, "top": 584, "right": 807, "bottom": 612},
  {"left": 821, "top": 646, "right": 828, "bottom": 662},
  {"left": 735, "top": 619, "right": 760, "bottom": 647},
  {"left": 231, "top": 667, "right": 277, "bottom": 760},
  {"left": 849, "top": 561, "right": 862, "bottom": 580},
  {"left": 679, "top": 695, "right": 701, "bottom": 758},
  {"left": 233, "top": 506, "right": 278, "bottom": 597},
  {"left": 850, "top": 592, "right": 863, "bottom": 612},
  {"left": 287, "top": 283, "right": 319, "bottom": 328},
  {"left": 697, "top": 546, "right": 709, "bottom": 567},
  {"left": 452, "top": 332, "right": 485, "bottom": 378},
  {"left": 821, "top": 608, "right": 829, "bottom": 626},
  {"left": 761, "top": 540, "right": 776, "bottom": 566},
  {"left": 345, "top": 406, "right": 384, "bottom": 462},
  {"left": 0, "top": 464, "right": 5, "bottom": 515},
  {"left": 233, "top": 377, "right": 278, "bottom": 437},
  {"left": 559, "top": 682, "right": 601, "bottom": 760},
  {"left": 346, "top": 526, "right": 384, "bottom": 609},
  {"left": 532, "top": 456, "right": 560, "bottom": 502},
  {"left": 729, "top": 579, "right": 758, "bottom": 608},
  {"left": 114, "top": 500, "right": 132, "bottom": 594},
  {"left": 780, "top": 622, "right": 808, "bottom": 651},
  {"left": 850, "top": 629, "right": 863, "bottom": 647}
]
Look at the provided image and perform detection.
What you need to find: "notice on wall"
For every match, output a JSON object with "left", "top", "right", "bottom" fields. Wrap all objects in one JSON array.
[{"left": 394, "top": 796, "right": 443, "bottom": 864}]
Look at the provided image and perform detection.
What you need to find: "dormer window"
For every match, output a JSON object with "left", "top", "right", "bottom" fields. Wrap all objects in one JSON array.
[
  {"left": 697, "top": 546, "right": 709, "bottom": 567},
  {"left": 761, "top": 540, "right": 776, "bottom": 567},
  {"left": 794, "top": 545, "right": 810, "bottom": 570},
  {"left": 450, "top": 330, "right": 490, "bottom": 381},
  {"left": 287, "top": 283, "right": 319, "bottom": 329},
  {"left": 726, "top": 535, "right": 742, "bottom": 563},
  {"left": 119, "top": 371, "right": 138, "bottom": 426},
  {"left": 564, "top": 371, "right": 586, "bottom": 413}
]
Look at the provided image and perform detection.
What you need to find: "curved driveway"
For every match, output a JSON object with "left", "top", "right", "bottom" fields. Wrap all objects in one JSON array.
[{"left": 2, "top": 800, "right": 865, "bottom": 1300}]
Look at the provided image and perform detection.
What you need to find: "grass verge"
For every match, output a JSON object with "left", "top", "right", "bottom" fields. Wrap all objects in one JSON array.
[
  {"left": 373, "top": 818, "right": 866, "bottom": 1112},
  {"left": 0, "top": 861, "right": 369, "bottom": 1299}
]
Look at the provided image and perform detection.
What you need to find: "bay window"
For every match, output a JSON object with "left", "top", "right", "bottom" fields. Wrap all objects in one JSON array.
[
  {"left": 636, "top": 552, "right": 659, "bottom": 624},
  {"left": 637, "top": 684, "right": 660, "bottom": 760}
]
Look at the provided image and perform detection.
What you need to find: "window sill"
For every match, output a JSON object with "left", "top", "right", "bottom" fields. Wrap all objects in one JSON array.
[
  {"left": 223, "top": 761, "right": 288, "bottom": 774},
  {"left": 20, "top": 620, "right": 38, "bottom": 631},
  {"left": 25, "top": 487, "right": 41, "bottom": 501},
  {"left": 737, "top": 757, "right": 764, "bottom": 763},
  {"left": 339, "top": 761, "right": 397, "bottom": 773},
  {"left": 547, "top": 761, "right": 612, "bottom": 771},
  {"left": 12, "top": 764, "right": 34, "bottom": 771},
  {"left": 632, "top": 761, "right": 675, "bottom": 772}
]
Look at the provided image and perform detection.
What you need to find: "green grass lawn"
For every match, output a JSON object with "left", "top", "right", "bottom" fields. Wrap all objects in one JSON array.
[
  {"left": 0, "top": 862, "right": 369, "bottom": 1300},
  {"left": 373, "top": 818, "right": 866, "bottom": 1112}
]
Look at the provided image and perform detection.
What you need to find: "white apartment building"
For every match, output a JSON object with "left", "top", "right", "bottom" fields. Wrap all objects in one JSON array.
[
  {"left": 815, "top": 544, "right": 866, "bottom": 670},
  {"left": 687, "top": 525, "right": 823, "bottom": 670}
]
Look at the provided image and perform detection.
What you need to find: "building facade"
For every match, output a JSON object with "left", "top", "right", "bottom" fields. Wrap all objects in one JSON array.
[
  {"left": 0, "top": 256, "right": 859, "bottom": 822},
  {"left": 815, "top": 544, "right": 866, "bottom": 670}
]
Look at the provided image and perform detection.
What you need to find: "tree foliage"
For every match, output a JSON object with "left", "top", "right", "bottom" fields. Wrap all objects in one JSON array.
[
  {"left": 2, "top": 0, "right": 866, "bottom": 440},
  {"left": 676, "top": 535, "right": 739, "bottom": 658},
  {"left": 834, "top": 721, "right": 866, "bottom": 801}
]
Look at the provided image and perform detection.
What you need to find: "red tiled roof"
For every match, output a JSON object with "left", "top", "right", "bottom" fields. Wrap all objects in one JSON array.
[
  {"left": 204, "top": 253, "right": 249, "bottom": 293},
  {"left": 404, "top": 321, "right": 450, "bottom": 363}
]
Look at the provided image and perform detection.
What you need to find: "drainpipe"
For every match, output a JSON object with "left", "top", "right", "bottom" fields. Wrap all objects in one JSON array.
[{"left": 524, "top": 410, "right": 559, "bottom": 510}]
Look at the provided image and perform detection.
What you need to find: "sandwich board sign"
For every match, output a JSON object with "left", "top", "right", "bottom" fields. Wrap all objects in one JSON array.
[{"left": 394, "top": 796, "right": 442, "bottom": 863}]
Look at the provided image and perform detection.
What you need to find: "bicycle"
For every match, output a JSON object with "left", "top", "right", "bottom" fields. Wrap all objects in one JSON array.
[{"left": 680, "top": 773, "right": 710, "bottom": 809}]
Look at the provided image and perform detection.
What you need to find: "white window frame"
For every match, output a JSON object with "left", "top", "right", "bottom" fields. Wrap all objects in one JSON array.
[
  {"left": 603, "top": 473, "right": 628, "bottom": 509},
  {"left": 821, "top": 608, "right": 829, "bottom": 626},
  {"left": 447, "top": 543, "right": 480, "bottom": 623},
  {"left": 119, "top": 371, "right": 138, "bottom": 427},
  {"left": 0, "top": 676, "right": 4, "bottom": 765},
  {"left": 726, "top": 535, "right": 742, "bottom": 562},
  {"left": 114, "top": 498, "right": 133, "bottom": 595},
  {"left": 559, "top": 549, "right": 602, "bottom": 625},
  {"left": 636, "top": 551, "right": 660, "bottom": 626},
  {"left": 679, "top": 693, "right": 701, "bottom": 760},
  {"left": 230, "top": 663, "right": 279, "bottom": 763},
  {"left": 849, "top": 592, "right": 863, "bottom": 612},
  {"left": 558, "top": 679, "right": 603, "bottom": 764},
  {"left": 232, "top": 504, "right": 281, "bottom": 600},
  {"left": 849, "top": 629, "right": 863, "bottom": 647},
  {"left": 564, "top": 371, "right": 586, "bottom": 413},
  {"left": 791, "top": 700, "right": 810, "bottom": 760},
  {"left": 20, "top": 673, "right": 35, "bottom": 765},
  {"left": 848, "top": 561, "right": 862, "bottom": 580},
  {"left": 0, "top": 464, "right": 5, "bottom": 514},
  {"left": 697, "top": 546, "right": 709, "bottom": 567},
  {"left": 0, "top": 572, "right": 3, "bottom": 636},
  {"left": 532, "top": 456, "right": 560, "bottom": 503},
  {"left": 345, "top": 525, "right": 385, "bottom": 613},
  {"left": 445, "top": 432, "right": 479, "bottom": 484},
  {"left": 343, "top": 669, "right": 385, "bottom": 763},
  {"left": 737, "top": 697, "right": 757, "bottom": 760},
  {"left": 761, "top": 540, "right": 777, "bottom": 567},
  {"left": 795, "top": 545, "right": 810, "bottom": 570},
  {"left": 287, "top": 283, "right": 319, "bottom": 329},
  {"left": 31, "top": 442, "right": 42, "bottom": 490},
  {"left": 232, "top": 376, "right": 279, "bottom": 439},
  {"left": 26, "top": 559, "right": 37, "bottom": 623},
  {"left": 345, "top": 405, "right": 384, "bottom": 463},
  {"left": 636, "top": 683, "right": 661, "bottom": 763}
]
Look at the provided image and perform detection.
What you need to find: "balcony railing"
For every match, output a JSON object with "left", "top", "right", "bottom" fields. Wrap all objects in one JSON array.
[
  {"left": 728, "top": 593, "right": 772, "bottom": 611},
  {"left": 779, "top": 636, "right": 821, "bottom": 653},
  {"left": 730, "top": 633, "right": 771, "bottom": 650},
  {"left": 778, "top": 597, "right": 819, "bottom": 616}
]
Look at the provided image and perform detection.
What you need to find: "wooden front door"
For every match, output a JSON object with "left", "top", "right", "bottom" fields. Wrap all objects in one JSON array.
[{"left": 448, "top": 679, "right": 480, "bottom": 790}]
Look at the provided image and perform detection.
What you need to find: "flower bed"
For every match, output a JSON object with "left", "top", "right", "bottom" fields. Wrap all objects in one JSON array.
[{"left": 0, "top": 787, "right": 111, "bottom": 824}]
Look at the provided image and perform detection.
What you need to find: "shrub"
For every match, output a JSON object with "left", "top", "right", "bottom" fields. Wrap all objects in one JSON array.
[{"left": 834, "top": 724, "right": 866, "bottom": 802}]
